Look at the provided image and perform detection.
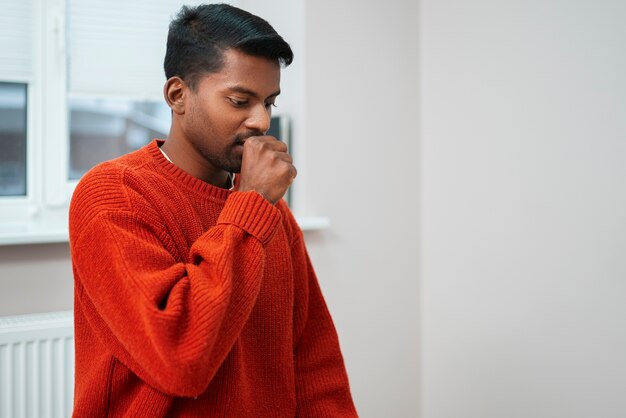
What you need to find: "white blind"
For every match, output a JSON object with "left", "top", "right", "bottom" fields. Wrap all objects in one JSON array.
[
  {"left": 0, "top": 0, "right": 34, "bottom": 81},
  {"left": 69, "top": 0, "right": 238, "bottom": 100}
]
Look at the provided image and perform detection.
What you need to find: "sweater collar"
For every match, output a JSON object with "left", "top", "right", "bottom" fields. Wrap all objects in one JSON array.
[{"left": 148, "top": 139, "right": 233, "bottom": 201}]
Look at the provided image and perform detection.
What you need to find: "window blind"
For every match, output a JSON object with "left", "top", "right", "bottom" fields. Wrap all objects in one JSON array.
[
  {"left": 0, "top": 0, "right": 34, "bottom": 81},
  {"left": 68, "top": 0, "right": 238, "bottom": 100}
]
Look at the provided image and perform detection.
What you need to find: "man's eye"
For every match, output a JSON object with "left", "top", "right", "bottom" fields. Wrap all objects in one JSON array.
[
  {"left": 228, "top": 98, "right": 247, "bottom": 107},
  {"left": 265, "top": 102, "right": 277, "bottom": 109}
]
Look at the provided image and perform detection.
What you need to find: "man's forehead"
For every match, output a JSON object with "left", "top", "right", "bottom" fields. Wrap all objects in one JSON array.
[
  {"left": 198, "top": 50, "right": 282, "bottom": 97},
  {"left": 226, "top": 85, "right": 281, "bottom": 99}
]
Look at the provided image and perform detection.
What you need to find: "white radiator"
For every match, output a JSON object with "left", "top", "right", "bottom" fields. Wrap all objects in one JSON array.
[{"left": 0, "top": 311, "right": 74, "bottom": 418}]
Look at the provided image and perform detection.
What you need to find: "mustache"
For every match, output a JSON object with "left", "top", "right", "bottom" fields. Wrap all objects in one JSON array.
[{"left": 234, "top": 130, "right": 265, "bottom": 144}]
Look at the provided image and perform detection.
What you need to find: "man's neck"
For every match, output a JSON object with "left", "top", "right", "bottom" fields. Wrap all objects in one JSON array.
[{"left": 160, "top": 138, "right": 232, "bottom": 189}]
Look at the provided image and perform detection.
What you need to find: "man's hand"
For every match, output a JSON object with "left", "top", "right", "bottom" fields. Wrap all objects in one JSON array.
[{"left": 238, "top": 136, "right": 297, "bottom": 204}]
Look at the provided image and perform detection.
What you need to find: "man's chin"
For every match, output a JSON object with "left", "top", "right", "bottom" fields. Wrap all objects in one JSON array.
[{"left": 223, "top": 161, "right": 242, "bottom": 174}]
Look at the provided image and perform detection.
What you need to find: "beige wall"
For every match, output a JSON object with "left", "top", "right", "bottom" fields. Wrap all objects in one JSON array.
[
  {"left": 0, "top": 244, "right": 72, "bottom": 315},
  {"left": 303, "top": 2, "right": 420, "bottom": 417},
  {"left": 420, "top": 0, "right": 626, "bottom": 417}
]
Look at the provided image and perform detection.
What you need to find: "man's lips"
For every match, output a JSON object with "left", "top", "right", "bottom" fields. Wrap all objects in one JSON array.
[{"left": 234, "top": 131, "right": 263, "bottom": 146}]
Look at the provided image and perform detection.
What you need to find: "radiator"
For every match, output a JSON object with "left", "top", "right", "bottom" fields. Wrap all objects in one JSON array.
[{"left": 0, "top": 311, "right": 74, "bottom": 418}]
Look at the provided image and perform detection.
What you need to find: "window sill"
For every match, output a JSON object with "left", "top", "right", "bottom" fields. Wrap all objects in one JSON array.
[
  {"left": 0, "top": 212, "right": 69, "bottom": 246},
  {"left": 0, "top": 214, "right": 330, "bottom": 246}
]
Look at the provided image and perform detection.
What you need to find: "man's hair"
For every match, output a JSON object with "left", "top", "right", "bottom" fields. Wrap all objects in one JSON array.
[{"left": 164, "top": 3, "right": 293, "bottom": 90}]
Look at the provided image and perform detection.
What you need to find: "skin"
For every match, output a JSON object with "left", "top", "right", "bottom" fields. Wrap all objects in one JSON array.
[{"left": 162, "top": 48, "right": 296, "bottom": 203}]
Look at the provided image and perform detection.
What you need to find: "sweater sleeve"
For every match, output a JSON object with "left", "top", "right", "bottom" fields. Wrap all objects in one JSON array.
[
  {"left": 70, "top": 188, "right": 281, "bottom": 398},
  {"left": 290, "top": 234, "right": 359, "bottom": 417}
]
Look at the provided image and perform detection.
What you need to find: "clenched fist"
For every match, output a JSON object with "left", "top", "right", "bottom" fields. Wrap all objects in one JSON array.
[{"left": 237, "top": 136, "right": 297, "bottom": 204}]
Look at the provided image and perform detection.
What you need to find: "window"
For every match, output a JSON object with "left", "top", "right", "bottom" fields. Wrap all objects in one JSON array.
[
  {"left": 63, "top": 0, "right": 186, "bottom": 179},
  {"left": 0, "top": 83, "right": 27, "bottom": 196},
  {"left": 42, "top": 0, "right": 214, "bottom": 207},
  {"left": 0, "top": 0, "right": 241, "bottom": 229},
  {"left": 0, "top": 0, "right": 39, "bottom": 223},
  {"left": 68, "top": 98, "right": 170, "bottom": 179}
]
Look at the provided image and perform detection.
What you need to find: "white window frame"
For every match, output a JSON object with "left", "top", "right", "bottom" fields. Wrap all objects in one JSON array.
[
  {"left": 0, "top": 0, "right": 43, "bottom": 221},
  {"left": 42, "top": 0, "right": 72, "bottom": 209}
]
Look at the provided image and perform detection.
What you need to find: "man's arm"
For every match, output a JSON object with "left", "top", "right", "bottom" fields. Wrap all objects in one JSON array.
[
  {"left": 290, "top": 233, "right": 359, "bottom": 417},
  {"left": 71, "top": 187, "right": 280, "bottom": 398}
]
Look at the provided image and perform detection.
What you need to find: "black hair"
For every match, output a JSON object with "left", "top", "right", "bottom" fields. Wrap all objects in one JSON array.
[{"left": 164, "top": 3, "right": 293, "bottom": 90}]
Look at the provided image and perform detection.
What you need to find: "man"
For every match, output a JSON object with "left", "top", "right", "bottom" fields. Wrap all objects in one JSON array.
[{"left": 69, "top": 4, "right": 358, "bottom": 417}]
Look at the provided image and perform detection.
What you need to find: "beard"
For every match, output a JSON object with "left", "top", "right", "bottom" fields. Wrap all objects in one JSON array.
[
  {"left": 195, "top": 129, "right": 263, "bottom": 174},
  {"left": 197, "top": 142, "right": 242, "bottom": 174}
]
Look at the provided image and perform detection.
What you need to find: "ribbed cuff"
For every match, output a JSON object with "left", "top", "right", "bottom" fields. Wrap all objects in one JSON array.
[{"left": 217, "top": 191, "right": 282, "bottom": 244}]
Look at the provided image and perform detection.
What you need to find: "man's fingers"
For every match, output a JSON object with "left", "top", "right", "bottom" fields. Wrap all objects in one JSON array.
[
  {"left": 246, "top": 135, "right": 288, "bottom": 153},
  {"left": 238, "top": 134, "right": 295, "bottom": 204},
  {"left": 277, "top": 152, "right": 293, "bottom": 164},
  {"left": 289, "top": 164, "right": 297, "bottom": 179}
]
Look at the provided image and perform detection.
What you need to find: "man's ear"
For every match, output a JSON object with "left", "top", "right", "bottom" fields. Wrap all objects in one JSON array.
[{"left": 163, "top": 76, "right": 187, "bottom": 115}]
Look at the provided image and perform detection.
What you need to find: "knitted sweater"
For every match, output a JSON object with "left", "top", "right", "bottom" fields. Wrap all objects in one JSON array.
[{"left": 69, "top": 140, "right": 357, "bottom": 417}]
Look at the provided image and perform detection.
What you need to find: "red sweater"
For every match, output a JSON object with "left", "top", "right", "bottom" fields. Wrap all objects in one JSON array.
[{"left": 69, "top": 140, "right": 357, "bottom": 417}]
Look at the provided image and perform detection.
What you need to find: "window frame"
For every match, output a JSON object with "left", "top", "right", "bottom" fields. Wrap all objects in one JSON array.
[{"left": 0, "top": 0, "right": 43, "bottom": 221}]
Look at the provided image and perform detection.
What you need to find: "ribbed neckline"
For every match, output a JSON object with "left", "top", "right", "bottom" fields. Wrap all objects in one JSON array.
[{"left": 148, "top": 139, "right": 232, "bottom": 201}]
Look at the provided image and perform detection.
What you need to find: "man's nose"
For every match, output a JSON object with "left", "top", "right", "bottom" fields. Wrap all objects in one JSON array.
[{"left": 244, "top": 104, "right": 271, "bottom": 134}]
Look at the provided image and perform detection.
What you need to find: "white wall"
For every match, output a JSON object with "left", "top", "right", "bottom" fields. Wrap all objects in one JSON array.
[
  {"left": 420, "top": 1, "right": 626, "bottom": 417},
  {"left": 304, "top": 1, "right": 420, "bottom": 416}
]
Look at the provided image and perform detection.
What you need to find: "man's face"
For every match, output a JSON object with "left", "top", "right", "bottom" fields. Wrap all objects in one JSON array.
[{"left": 181, "top": 49, "right": 281, "bottom": 174}]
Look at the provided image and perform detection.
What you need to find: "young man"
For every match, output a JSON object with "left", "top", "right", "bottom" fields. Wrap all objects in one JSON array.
[{"left": 69, "top": 4, "right": 358, "bottom": 417}]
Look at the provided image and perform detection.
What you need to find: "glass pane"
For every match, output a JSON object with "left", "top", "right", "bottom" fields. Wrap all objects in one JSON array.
[
  {"left": 267, "top": 115, "right": 292, "bottom": 205},
  {"left": 0, "top": 82, "right": 27, "bottom": 196},
  {"left": 267, "top": 115, "right": 288, "bottom": 144},
  {"left": 68, "top": 97, "right": 171, "bottom": 179}
]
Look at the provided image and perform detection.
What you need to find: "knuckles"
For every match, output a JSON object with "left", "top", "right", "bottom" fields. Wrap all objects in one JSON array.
[{"left": 245, "top": 136, "right": 287, "bottom": 152}]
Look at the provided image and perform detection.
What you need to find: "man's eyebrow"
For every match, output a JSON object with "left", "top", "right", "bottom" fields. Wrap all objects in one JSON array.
[{"left": 227, "top": 85, "right": 281, "bottom": 99}]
